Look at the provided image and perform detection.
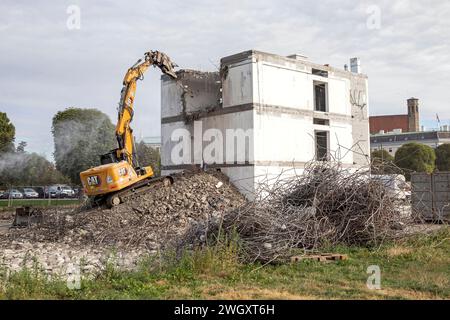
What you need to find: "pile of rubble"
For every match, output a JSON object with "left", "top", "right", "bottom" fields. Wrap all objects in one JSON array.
[
  {"left": 0, "top": 242, "right": 145, "bottom": 276},
  {"left": 0, "top": 171, "right": 245, "bottom": 275}
]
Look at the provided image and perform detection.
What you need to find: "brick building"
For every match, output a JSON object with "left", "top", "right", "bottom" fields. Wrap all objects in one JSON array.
[{"left": 369, "top": 98, "right": 420, "bottom": 134}]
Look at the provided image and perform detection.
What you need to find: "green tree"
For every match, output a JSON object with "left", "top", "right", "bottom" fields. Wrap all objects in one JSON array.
[
  {"left": 52, "top": 108, "right": 116, "bottom": 184},
  {"left": 16, "top": 141, "right": 27, "bottom": 153},
  {"left": 0, "top": 112, "right": 15, "bottom": 153},
  {"left": 394, "top": 143, "right": 436, "bottom": 180},
  {"left": 435, "top": 144, "right": 450, "bottom": 171},
  {"left": 0, "top": 152, "right": 69, "bottom": 186},
  {"left": 371, "top": 149, "right": 396, "bottom": 174},
  {"left": 135, "top": 141, "right": 161, "bottom": 176}
]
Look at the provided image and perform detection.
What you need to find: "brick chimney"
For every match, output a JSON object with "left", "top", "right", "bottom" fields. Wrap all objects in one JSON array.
[{"left": 407, "top": 98, "right": 420, "bottom": 132}]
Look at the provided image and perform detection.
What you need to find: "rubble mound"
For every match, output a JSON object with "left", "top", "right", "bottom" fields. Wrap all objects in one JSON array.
[{"left": 1, "top": 171, "right": 246, "bottom": 251}]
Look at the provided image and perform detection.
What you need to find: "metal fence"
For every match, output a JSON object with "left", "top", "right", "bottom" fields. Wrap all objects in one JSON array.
[
  {"left": 411, "top": 172, "right": 450, "bottom": 222},
  {"left": 0, "top": 185, "right": 83, "bottom": 208}
]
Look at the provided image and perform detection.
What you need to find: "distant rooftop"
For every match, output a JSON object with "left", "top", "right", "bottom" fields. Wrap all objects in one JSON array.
[
  {"left": 141, "top": 136, "right": 161, "bottom": 144},
  {"left": 371, "top": 131, "right": 450, "bottom": 143}
]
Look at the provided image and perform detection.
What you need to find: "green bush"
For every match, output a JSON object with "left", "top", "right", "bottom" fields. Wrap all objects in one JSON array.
[
  {"left": 435, "top": 144, "right": 450, "bottom": 172},
  {"left": 371, "top": 149, "right": 396, "bottom": 174},
  {"left": 394, "top": 143, "right": 436, "bottom": 180}
]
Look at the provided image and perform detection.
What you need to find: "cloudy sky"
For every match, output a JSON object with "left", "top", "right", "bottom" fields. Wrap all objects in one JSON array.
[{"left": 1, "top": 0, "right": 449, "bottom": 160}]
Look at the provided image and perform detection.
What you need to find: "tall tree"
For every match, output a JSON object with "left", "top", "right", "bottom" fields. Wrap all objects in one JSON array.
[
  {"left": 435, "top": 144, "right": 450, "bottom": 171},
  {"left": 0, "top": 112, "right": 15, "bottom": 153},
  {"left": 135, "top": 141, "right": 161, "bottom": 176},
  {"left": 52, "top": 108, "right": 116, "bottom": 183},
  {"left": 394, "top": 143, "right": 436, "bottom": 180}
]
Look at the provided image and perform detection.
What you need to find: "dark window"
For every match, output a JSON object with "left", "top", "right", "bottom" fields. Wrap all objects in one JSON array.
[
  {"left": 313, "top": 118, "right": 330, "bottom": 126},
  {"left": 315, "top": 131, "right": 329, "bottom": 161},
  {"left": 314, "top": 82, "right": 327, "bottom": 112}
]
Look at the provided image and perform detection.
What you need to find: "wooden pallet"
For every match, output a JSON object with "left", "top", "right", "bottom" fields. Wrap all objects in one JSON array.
[{"left": 291, "top": 253, "right": 348, "bottom": 263}]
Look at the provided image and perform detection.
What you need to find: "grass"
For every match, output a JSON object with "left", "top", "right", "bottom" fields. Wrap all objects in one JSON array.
[
  {"left": 0, "top": 227, "right": 448, "bottom": 300},
  {"left": 0, "top": 199, "right": 81, "bottom": 208}
]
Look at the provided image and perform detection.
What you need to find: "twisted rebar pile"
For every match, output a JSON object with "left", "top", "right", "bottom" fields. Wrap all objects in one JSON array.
[{"left": 179, "top": 161, "right": 409, "bottom": 263}]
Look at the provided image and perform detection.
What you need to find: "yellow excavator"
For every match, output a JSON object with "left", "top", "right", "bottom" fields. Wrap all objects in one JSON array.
[{"left": 80, "top": 50, "right": 177, "bottom": 208}]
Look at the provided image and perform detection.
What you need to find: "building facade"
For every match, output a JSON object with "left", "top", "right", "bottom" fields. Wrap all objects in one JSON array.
[{"left": 160, "top": 50, "right": 370, "bottom": 197}]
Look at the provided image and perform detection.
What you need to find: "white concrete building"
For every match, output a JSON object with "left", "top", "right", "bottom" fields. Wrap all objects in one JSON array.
[{"left": 160, "top": 50, "right": 370, "bottom": 197}]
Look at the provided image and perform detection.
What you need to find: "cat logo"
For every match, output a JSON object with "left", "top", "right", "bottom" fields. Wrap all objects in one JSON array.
[
  {"left": 87, "top": 175, "right": 100, "bottom": 186},
  {"left": 118, "top": 167, "right": 128, "bottom": 176}
]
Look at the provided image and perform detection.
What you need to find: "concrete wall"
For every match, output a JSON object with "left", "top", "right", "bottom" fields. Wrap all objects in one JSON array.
[
  {"left": 350, "top": 75, "right": 370, "bottom": 165},
  {"left": 222, "top": 60, "right": 254, "bottom": 108},
  {"left": 161, "top": 70, "right": 222, "bottom": 169},
  {"left": 412, "top": 172, "right": 450, "bottom": 222},
  {"left": 245, "top": 51, "right": 369, "bottom": 171},
  {"left": 161, "top": 68, "right": 256, "bottom": 197},
  {"left": 161, "top": 70, "right": 221, "bottom": 118}
]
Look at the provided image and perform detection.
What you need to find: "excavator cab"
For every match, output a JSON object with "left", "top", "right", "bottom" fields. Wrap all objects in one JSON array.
[{"left": 100, "top": 149, "right": 120, "bottom": 165}]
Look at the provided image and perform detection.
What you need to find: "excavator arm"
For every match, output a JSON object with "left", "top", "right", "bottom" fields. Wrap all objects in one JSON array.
[
  {"left": 115, "top": 50, "right": 177, "bottom": 169},
  {"left": 80, "top": 50, "right": 178, "bottom": 207}
]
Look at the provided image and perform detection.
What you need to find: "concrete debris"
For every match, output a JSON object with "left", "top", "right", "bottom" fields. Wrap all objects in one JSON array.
[
  {"left": 0, "top": 171, "right": 245, "bottom": 275},
  {"left": 0, "top": 241, "right": 146, "bottom": 276}
]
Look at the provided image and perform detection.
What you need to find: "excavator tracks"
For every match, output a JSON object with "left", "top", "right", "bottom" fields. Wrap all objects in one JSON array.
[{"left": 94, "top": 175, "right": 174, "bottom": 208}]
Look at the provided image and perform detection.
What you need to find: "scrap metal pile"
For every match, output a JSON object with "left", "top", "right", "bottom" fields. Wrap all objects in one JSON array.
[{"left": 179, "top": 161, "right": 411, "bottom": 263}]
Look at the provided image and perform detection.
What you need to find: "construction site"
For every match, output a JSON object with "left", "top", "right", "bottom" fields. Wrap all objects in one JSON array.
[
  {"left": 0, "top": 47, "right": 448, "bottom": 301},
  {"left": 1, "top": 2, "right": 450, "bottom": 305}
]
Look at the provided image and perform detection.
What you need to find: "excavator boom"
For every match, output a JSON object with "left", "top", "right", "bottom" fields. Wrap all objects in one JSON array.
[
  {"left": 79, "top": 50, "right": 177, "bottom": 207},
  {"left": 115, "top": 51, "right": 177, "bottom": 167}
]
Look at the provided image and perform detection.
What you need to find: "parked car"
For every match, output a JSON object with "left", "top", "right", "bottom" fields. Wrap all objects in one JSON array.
[
  {"left": 23, "top": 188, "right": 39, "bottom": 198},
  {"left": 60, "top": 186, "right": 75, "bottom": 198},
  {"left": 0, "top": 190, "right": 5, "bottom": 199},
  {"left": 46, "top": 185, "right": 60, "bottom": 198},
  {"left": 46, "top": 185, "right": 75, "bottom": 198},
  {"left": 31, "top": 186, "right": 46, "bottom": 198},
  {"left": 4, "top": 189, "right": 24, "bottom": 199}
]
